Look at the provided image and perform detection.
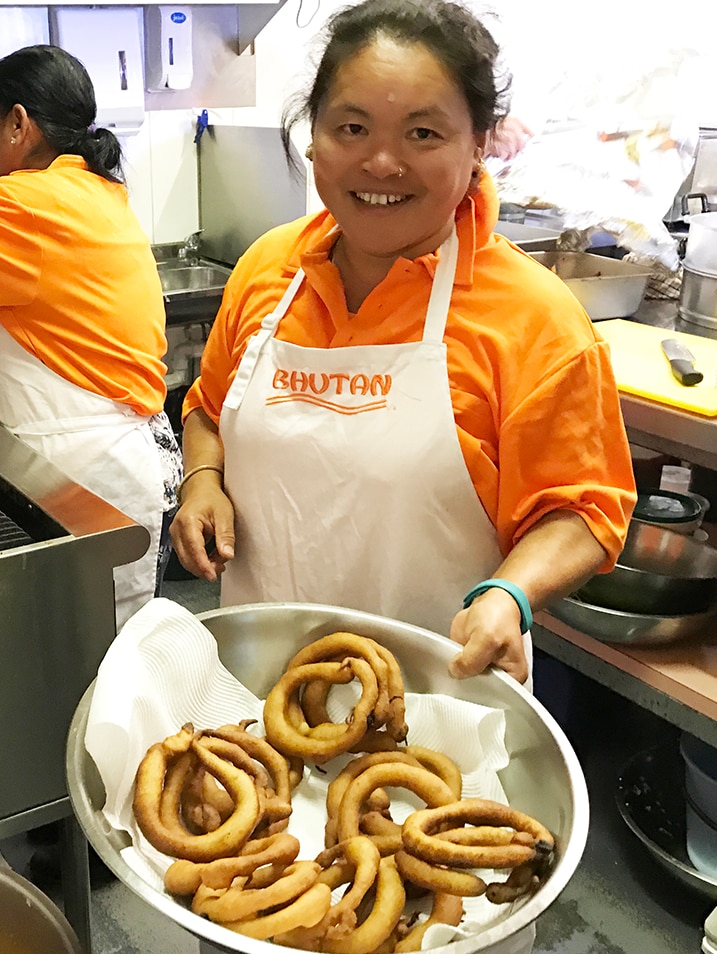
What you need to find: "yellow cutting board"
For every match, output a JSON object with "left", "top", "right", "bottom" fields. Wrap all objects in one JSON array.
[{"left": 597, "top": 319, "right": 717, "bottom": 417}]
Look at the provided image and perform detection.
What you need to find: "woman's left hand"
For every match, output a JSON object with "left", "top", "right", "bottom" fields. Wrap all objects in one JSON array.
[
  {"left": 447, "top": 509, "right": 612, "bottom": 683},
  {"left": 449, "top": 587, "right": 528, "bottom": 683}
]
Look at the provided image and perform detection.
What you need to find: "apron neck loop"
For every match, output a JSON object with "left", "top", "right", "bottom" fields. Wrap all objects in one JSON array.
[
  {"left": 261, "top": 268, "right": 306, "bottom": 332},
  {"left": 422, "top": 225, "right": 459, "bottom": 344}
]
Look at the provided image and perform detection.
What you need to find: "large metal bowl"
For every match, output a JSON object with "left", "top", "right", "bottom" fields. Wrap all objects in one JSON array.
[
  {"left": 577, "top": 521, "right": 717, "bottom": 616},
  {"left": 66, "top": 603, "right": 589, "bottom": 954},
  {"left": 0, "top": 863, "right": 82, "bottom": 953},
  {"left": 550, "top": 594, "right": 717, "bottom": 646}
]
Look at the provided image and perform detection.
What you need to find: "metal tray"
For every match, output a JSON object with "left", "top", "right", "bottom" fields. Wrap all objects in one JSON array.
[
  {"left": 616, "top": 741, "right": 717, "bottom": 899},
  {"left": 494, "top": 221, "right": 561, "bottom": 251},
  {"left": 529, "top": 251, "right": 651, "bottom": 320},
  {"left": 549, "top": 594, "right": 717, "bottom": 646}
]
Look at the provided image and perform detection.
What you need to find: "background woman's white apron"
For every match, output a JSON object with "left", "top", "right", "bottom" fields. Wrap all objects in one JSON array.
[{"left": 0, "top": 325, "right": 164, "bottom": 629}]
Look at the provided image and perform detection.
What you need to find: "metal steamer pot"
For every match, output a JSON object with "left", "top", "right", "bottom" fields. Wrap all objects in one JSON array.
[
  {"left": 679, "top": 263, "right": 717, "bottom": 330},
  {"left": 66, "top": 603, "right": 590, "bottom": 954},
  {"left": 678, "top": 197, "right": 717, "bottom": 329}
]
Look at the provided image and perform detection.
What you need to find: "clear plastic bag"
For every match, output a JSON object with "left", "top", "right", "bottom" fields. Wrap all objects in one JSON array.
[{"left": 493, "top": 53, "right": 700, "bottom": 271}]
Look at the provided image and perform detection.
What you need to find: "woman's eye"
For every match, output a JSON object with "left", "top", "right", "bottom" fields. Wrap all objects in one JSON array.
[
  {"left": 339, "top": 123, "right": 365, "bottom": 136},
  {"left": 412, "top": 127, "right": 440, "bottom": 141}
]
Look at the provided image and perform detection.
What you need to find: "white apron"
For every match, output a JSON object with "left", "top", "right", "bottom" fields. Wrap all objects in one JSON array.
[
  {"left": 219, "top": 226, "right": 522, "bottom": 638},
  {"left": 0, "top": 325, "right": 164, "bottom": 630}
]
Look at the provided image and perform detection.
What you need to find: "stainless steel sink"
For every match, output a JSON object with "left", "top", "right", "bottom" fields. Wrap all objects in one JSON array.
[
  {"left": 153, "top": 253, "right": 232, "bottom": 324},
  {"left": 158, "top": 264, "right": 232, "bottom": 294}
]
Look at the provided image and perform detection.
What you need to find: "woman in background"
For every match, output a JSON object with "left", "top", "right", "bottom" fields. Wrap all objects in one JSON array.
[
  {"left": 0, "top": 45, "right": 181, "bottom": 628},
  {"left": 170, "top": 0, "right": 635, "bottom": 691}
]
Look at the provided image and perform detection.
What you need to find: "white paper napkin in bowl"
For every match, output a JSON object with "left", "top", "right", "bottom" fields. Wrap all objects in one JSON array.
[{"left": 84, "top": 597, "right": 525, "bottom": 941}]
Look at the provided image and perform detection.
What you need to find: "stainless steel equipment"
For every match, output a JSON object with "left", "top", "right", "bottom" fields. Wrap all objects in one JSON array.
[
  {"left": 549, "top": 593, "right": 717, "bottom": 646},
  {"left": 667, "top": 131, "right": 717, "bottom": 220},
  {"left": 0, "top": 424, "right": 149, "bottom": 950},
  {"left": 679, "top": 264, "right": 717, "bottom": 330},
  {"left": 616, "top": 741, "right": 717, "bottom": 900},
  {"left": 0, "top": 859, "right": 82, "bottom": 954},
  {"left": 494, "top": 220, "right": 561, "bottom": 251},
  {"left": 198, "top": 125, "right": 307, "bottom": 268},
  {"left": 577, "top": 521, "right": 717, "bottom": 616},
  {"left": 66, "top": 601, "right": 590, "bottom": 954},
  {"left": 529, "top": 251, "right": 651, "bottom": 320}
]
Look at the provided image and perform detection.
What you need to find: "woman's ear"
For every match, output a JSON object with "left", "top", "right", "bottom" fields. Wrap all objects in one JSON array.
[
  {"left": 473, "top": 132, "right": 487, "bottom": 166},
  {"left": 9, "top": 103, "right": 30, "bottom": 141}
]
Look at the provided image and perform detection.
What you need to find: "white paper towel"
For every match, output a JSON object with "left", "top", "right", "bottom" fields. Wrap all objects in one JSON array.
[{"left": 85, "top": 597, "right": 526, "bottom": 942}]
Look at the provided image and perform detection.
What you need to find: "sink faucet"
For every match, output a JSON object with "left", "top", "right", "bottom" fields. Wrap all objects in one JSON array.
[{"left": 177, "top": 229, "right": 204, "bottom": 266}]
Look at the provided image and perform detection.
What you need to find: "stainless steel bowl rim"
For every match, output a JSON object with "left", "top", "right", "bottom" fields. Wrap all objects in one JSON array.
[{"left": 66, "top": 602, "right": 590, "bottom": 954}]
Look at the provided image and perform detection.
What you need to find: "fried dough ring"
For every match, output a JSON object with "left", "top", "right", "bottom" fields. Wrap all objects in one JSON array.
[
  {"left": 325, "top": 751, "right": 424, "bottom": 847},
  {"left": 394, "top": 850, "right": 487, "bottom": 897},
  {"left": 207, "top": 723, "right": 294, "bottom": 804},
  {"left": 287, "top": 633, "right": 407, "bottom": 743},
  {"left": 287, "top": 633, "right": 392, "bottom": 727},
  {"left": 336, "top": 763, "right": 458, "bottom": 851},
  {"left": 192, "top": 860, "right": 321, "bottom": 923},
  {"left": 192, "top": 736, "right": 292, "bottom": 827},
  {"left": 264, "top": 659, "right": 380, "bottom": 764},
  {"left": 133, "top": 731, "right": 261, "bottom": 862},
  {"left": 204, "top": 722, "right": 296, "bottom": 834},
  {"left": 225, "top": 882, "right": 332, "bottom": 939},
  {"left": 274, "top": 836, "right": 382, "bottom": 949},
  {"left": 321, "top": 855, "right": 406, "bottom": 954},
  {"left": 401, "top": 799, "right": 553, "bottom": 870},
  {"left": 393, "top": 893, "right": 464, "bottom": 952},
  {"left": 164, "top": 833, "right": 301, "bottom": 895}
]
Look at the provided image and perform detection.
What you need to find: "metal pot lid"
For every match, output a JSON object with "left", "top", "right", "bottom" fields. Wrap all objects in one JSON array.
[{"left": 634, "top": 490, "right": 702, "bottom": 524}]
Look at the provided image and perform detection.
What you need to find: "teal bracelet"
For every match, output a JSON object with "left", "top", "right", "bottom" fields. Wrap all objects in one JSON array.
[{"left": 462, "top": 579, "right": 533, "bottom": 634}]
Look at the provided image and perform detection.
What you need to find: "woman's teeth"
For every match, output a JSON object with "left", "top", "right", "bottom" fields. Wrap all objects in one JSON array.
[{"left": 354, "top": 192, "right": 407, "bottom": 206}]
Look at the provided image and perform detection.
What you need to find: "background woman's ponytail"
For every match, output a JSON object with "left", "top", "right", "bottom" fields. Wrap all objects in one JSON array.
[{"left": 0, "top": 44, "right": 125, "bottom": 183}]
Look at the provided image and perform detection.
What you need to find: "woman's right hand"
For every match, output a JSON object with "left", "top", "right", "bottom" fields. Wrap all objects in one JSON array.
[{"left": 169, "top": 474, "right": 236, "bottom": 582}]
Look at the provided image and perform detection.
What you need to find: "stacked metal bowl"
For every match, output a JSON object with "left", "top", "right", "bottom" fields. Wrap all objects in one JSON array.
[{"left": 550, "top": 521, "right": 717, "bottom": 645}]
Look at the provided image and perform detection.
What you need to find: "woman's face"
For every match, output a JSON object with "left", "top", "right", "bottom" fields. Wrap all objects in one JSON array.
[{"left": 312, "top": 36, "right": 483, "bottom": 264}]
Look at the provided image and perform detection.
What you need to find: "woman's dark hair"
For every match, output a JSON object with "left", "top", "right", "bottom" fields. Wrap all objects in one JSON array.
[
  {"left": 0, "top": 44, "right": 124, "bottom": 183},
  {"left": 281, "top": 0, "right": 510, "bottom": 170}
]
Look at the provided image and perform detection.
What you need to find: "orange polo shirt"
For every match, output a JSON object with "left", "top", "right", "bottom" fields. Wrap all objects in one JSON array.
[
  {"left": 0, "top": 155, "right": 168, "bottom": 415},
  {"left": 185, "top": 175, "right": 636, "bottom": 567}
]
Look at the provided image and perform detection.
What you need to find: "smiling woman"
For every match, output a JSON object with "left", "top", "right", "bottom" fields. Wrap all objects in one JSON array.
[
  {"left": 170, "top": 0, "right": 635, "bottom": 712},
  {"left": 310, "top": 35, "right": 483, "bottom": 307}
]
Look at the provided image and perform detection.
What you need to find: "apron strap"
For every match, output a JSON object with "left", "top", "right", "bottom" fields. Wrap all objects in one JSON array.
[
  {"left": 422, "top": 225, "right": 459, "bottom": 344},
  {"left": 224, "top": 268, "right": 307, "bottom": 411},
  {"left": 262, "top": 268, "right": 306, "bottom": 332}
]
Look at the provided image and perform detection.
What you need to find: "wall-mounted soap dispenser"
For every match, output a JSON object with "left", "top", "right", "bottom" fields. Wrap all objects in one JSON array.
[
  {"left": 145, "top": 6, "right": 193, "bottom": 91},
  {"left": 0, "top": 7, "right": 49, "bottom": 59},
  {"left": 51, "top": 7, "right": 145, "bottom": 136}
]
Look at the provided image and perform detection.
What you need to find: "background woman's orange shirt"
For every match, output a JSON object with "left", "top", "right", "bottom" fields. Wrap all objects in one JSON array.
[{"left": 0, "top": 156, "right": 168, "bottom": 415}]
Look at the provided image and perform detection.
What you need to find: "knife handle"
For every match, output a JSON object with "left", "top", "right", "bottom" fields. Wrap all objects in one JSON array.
[{"left": 669, "top": 359, "right": 703, "bottom": 387}]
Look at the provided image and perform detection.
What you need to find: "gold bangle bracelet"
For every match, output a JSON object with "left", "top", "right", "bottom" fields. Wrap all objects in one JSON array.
[{"left": 177, "top": 464, "right": 224, "bottom": 505}]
